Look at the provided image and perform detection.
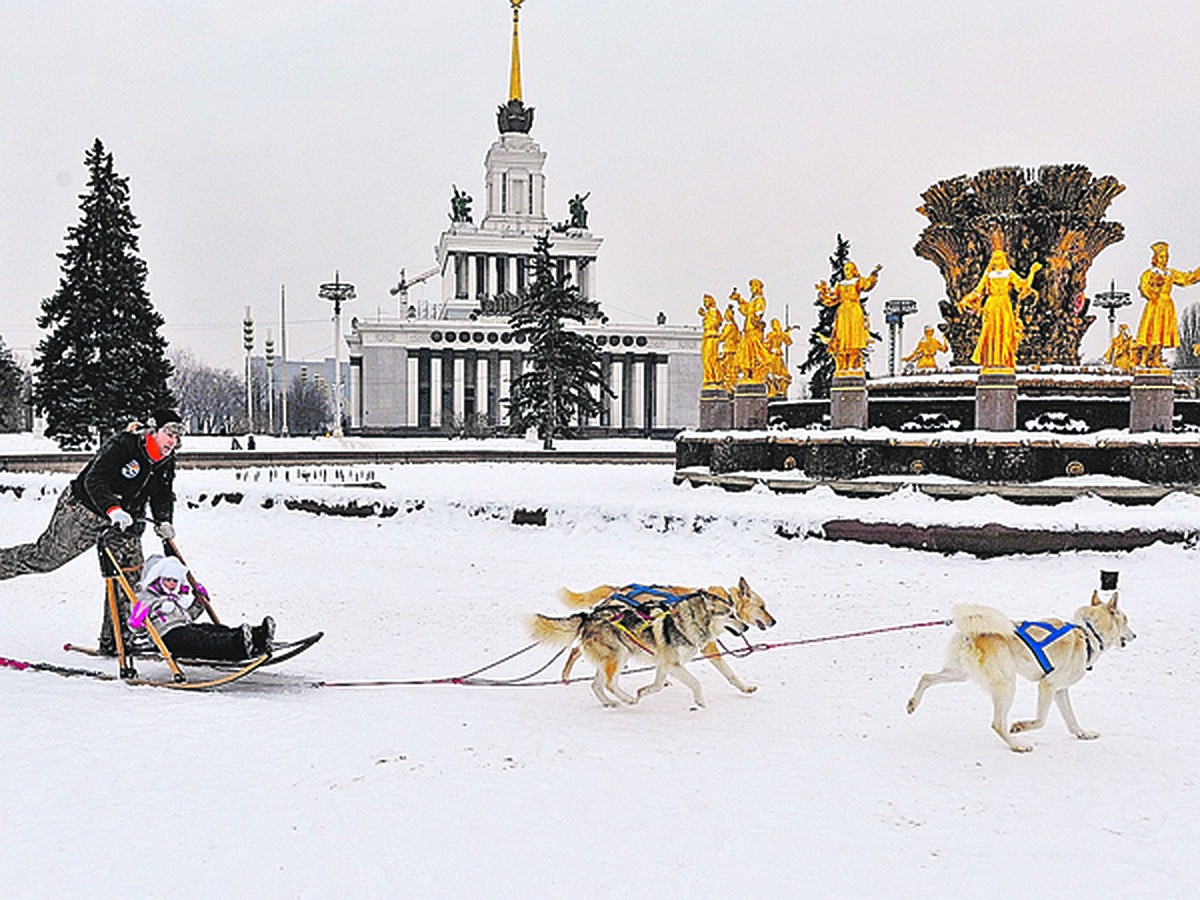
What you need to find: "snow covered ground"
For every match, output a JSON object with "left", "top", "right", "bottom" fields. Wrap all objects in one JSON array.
[{"left": 1, "top": 439, "right": 1197, "bottom": 898}]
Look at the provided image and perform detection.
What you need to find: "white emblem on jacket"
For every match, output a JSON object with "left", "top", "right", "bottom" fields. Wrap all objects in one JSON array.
[{"left": 122, "top": 460, "right": 140, "bottom": 479}]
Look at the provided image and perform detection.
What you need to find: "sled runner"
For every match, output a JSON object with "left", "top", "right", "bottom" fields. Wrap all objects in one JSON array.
[
  {"left": 65, "top": 631, "right": 325, "bottom": 670},
  {"left": 2, "top": 652, "right": 272, "bottom": 690}
]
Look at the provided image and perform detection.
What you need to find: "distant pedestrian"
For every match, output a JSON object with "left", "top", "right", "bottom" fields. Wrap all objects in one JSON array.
[{"left": 0, "top": 408, "right": 185, "bottom": 653}]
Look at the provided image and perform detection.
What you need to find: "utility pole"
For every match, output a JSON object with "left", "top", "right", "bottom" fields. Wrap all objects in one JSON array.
[{"left": 280, "top": 285, "right": 290, "bottom": 437}]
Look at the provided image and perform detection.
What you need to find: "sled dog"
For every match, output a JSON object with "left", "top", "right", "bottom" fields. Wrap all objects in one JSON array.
[
  {"left": 906, "top": 591, "right": 1135, "bottom": 752},
  {"left": 529, "top": 578, "right": 776, "bottom": 708}
]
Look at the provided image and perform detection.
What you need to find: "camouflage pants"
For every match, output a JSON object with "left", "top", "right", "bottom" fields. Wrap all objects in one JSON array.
[{"left": 0, "top": 489, "right": 144, "bottom": 649}]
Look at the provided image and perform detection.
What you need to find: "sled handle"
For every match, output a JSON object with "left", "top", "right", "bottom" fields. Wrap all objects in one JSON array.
[{"left": 163, "top": 538, "right": 221, "bottom": 626}]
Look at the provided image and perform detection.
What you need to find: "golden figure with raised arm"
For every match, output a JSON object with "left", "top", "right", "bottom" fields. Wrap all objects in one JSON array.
[
  {"left": 732, "top": 279, "right": 773, "bottom": 385},
  {"left": 957, "top": 248, "right": 1041, "bottom": 371},
  {"left": 697, "top": 293, "right": 723, "bottom": 386},
  {"left": 902, "top": 325, "right": 949, "bottom": 371},
  {"left": 817, "top": 261, "right": 881, "bottom": 374},
  {"left": 1135, "top": 242, "right": 1200, "bottom": 369}
]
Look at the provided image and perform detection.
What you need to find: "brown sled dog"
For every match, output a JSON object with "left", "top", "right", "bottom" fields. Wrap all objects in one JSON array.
[
  {"left": 530, "top": 578, "right": 776, "bottom": 708},
  {"left": 906, "top": 592, "right": 1135, "bottom": 752}
]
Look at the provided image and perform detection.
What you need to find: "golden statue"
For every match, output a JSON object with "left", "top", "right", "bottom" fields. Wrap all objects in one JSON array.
[
  {"left": 902, "top": 325, "right": 949, "bottom": 371},
  {"left": 763, "top": 318, "right": 794, "bottom": 397},
  {"left": 731, "top": 280, "right": 774, "bottom": 385},
  {"left": 697, "top": 294, "right": 723, "bottom": 387},
  {"left": 957, "top": 248, "right": 1041, "bottom": 372},
  {"left": 717, "top": 304, "right": 741, "bottom": 390},
  {"left": 1135, "top": 242, "right": 1200, "bottom": 369},
  {"left": 1104, "top": 323, "right": 1136, "bottom": 373},
  {"left": 817, "top": 261, "right": 881, "bottom": 374}
]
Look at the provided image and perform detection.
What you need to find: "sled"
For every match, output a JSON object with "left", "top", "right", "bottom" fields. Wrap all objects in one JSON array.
[
  {"left": 64, "top": 631, "right": 324, "bottom": 670},
  {"left": 91, "top": 529, "right": 321, "bottom": 685}
]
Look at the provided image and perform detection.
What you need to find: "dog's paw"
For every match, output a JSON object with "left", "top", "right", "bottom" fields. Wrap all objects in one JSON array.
[
  {"left": 739, "top": 684, "right": 758, "bottom": 694},
  {"left": 1009, "top": 742, "right": 1034, "bottom": 753},
  {"left": 905, "top": 697, "right": 918, "bottom": 714},
  {"left": 1075, "top": 729, "right": 1100, "bottom": 741},
  {"left": 1010, "top": 720, "right": 1035, "bottom": 734}
]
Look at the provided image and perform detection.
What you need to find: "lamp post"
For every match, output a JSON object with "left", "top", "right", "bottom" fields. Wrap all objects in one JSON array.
[
  {"left": 265, "top": 329, "right": 275, "bottom": 435},
  {"left": 242, "top": 306, "right": 254, "bottom": 432},
  {"left": 1093, "top": 279, "right": 1131, "bottom": 348},
  {"left": 318, "top": 273, "right": 356, "bottom": 438},
  {"left": 883, "top": 297, "right": 918, "bottom": 376}
]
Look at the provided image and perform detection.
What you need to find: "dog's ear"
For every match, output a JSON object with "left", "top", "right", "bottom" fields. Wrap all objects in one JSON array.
[
  {"left": 1091, "top": 589, "right": 1102, "bottom": 606},
  {"left": 738, "top": 576, "right": 750, "bottom": 597},
  {"left": 1107, "top": 591, "right": 1120, "bottom": 611}
]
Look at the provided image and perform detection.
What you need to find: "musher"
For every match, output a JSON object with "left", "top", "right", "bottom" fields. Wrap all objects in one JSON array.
[{"left": 0, "top": 408, "right": 186, "bottom": 654}]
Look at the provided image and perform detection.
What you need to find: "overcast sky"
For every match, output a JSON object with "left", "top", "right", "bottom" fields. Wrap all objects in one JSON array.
[{"left": 3, "top": 1, "right": 1200, "bottom": 375}]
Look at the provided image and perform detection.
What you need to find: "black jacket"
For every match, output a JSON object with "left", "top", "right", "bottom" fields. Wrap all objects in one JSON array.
[{"left": 70, "top": 431, "right": 176, "bottom": 524}]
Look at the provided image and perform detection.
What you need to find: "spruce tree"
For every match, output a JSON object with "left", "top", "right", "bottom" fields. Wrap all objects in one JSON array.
[
  {"left": 0, "top": 337, "right": 26, "bottom": 432},
  {"left": 34, "top": 139, "right": 174, "bottom": 449},
  {"left": 505, "top": 233, "right": 612, "bottom": 449},
  {"left": 798, "top": 234, "right": 850, "bottom": 399}
]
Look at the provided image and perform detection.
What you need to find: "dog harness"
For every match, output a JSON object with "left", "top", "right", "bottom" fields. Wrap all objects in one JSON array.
[
  {"left": 608, "top": 584, "right": 702, "bottom": 610},
  {"left": 597, "top": 586, "right": 726, "bottom": 653},
  {"left": 1014, "top": 620, "right": 1078, "bottom": 675}
]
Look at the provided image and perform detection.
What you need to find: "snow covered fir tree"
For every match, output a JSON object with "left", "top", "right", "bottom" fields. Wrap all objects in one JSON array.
[
  {"left": 504, "top": 233, "right": 613, "bottom": 449},
  {"left": 33, "top": 139, "right": 174, "bottom": 449},
  {"left": 0, "top": 336, "right": 28, "bottom": 431}
]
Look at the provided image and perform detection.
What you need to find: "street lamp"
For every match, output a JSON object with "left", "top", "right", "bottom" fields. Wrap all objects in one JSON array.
[
  {"left": 883, "top": 297, "right": 918, "bottom": 376},
  {"left": 265, "top": 329, "right": 275, "bottom": 435},
  {"left": 1093, "top": 279, "right": 1131, "bottom": 349},
  {"left": 242, "top": 306, "right": 254, "bottom": 432},
  {"left": 318, "top": 273, "right": 356, "bottom": 438}
]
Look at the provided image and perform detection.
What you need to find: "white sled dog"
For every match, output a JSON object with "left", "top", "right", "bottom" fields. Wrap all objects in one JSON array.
[
  {"left": 529, "top": 578, "right": 776, "bottom": 708},
  {"left": 906, "top": 591, "right": 1135, "bottom": 752}
]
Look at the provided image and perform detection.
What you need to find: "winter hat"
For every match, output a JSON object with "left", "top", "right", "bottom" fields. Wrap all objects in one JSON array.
[
  {"left": 152, "top": 408, "right": 187, "bottom": 436},
  {"left": 141, "top": 555, "right": 190, "bottom": 592}
]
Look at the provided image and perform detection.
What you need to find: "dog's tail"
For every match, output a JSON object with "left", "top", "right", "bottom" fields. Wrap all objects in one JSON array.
[
  {"left": 951, "top": 604, "right": 1013, "bottom": 638},
  {"left": 528, "top": 612, "right": 586, "bottom": 645},
  {"left": 558, "top": 585, "right": 617, "bottom": 609}
]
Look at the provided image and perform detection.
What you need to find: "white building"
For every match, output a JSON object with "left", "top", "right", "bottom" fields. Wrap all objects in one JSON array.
[{"left": 345, "top": 2, "right": 700, "bottom": 436}]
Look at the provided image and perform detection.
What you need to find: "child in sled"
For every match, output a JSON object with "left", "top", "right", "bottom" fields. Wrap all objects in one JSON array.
[{"left": 131, "top": 555, "right": 275, "bottom": 661}]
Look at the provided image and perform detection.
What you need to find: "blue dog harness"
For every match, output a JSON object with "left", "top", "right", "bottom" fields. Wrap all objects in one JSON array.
[
  {"left": 608, "top": 584, "right": 699, "bottom": 610},
  {"left": 1014, "top": 620, "right": 1078, "bottom": 675}
]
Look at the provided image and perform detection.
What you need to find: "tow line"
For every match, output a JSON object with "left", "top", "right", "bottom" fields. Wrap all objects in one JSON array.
[{"left": 314, "top": 618, "right": 952, "bottom": 690}]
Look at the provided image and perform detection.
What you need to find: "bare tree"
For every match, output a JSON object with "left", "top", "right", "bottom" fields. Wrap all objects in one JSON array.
[
  {"left": 287, "top": 376, "right": 332, "bottom": 435},
  {"left": 1174, "top": 302, "right": 1200, "bottom": 372},
  {"left": 169, "top": 349, "right": 246, "bottom": 433}
]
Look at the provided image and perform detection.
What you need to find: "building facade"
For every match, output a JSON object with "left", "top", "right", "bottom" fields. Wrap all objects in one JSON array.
[{"left": 345, "top": 2, "right": 700, "bottom": 436}]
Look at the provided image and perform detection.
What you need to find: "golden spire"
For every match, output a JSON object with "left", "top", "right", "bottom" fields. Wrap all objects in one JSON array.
[{"left": 508, "top": 0, "right": 524, "bottom": 102}]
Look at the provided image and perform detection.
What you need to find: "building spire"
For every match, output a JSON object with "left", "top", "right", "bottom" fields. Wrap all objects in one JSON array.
[
  {"left": 496, "top": 0, "right": 534, "bottom": 134},
  {"left": 508, "top": 0, "right": 523, "bottom": 102}
]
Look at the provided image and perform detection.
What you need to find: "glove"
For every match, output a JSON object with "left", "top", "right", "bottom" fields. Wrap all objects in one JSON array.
[
  {"left": 192, "top": 582, "right": 209, "bottom": 602},
  {"left": 108, "top": 509, "right": 133, "bottom": 530},
  {"left": 154, "top": 522, "right": 176, "bottom": 540}
]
